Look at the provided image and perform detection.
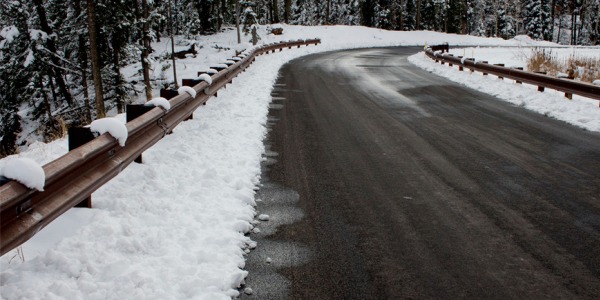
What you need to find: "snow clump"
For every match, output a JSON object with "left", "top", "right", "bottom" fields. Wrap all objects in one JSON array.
[
  {"left": 145, "top": 97, "right": 171, "bottom": 110},
  {"left": 177, "top": 86, "right": 197, "bottom": 98},
  {"left": 592, "top": 79, "right": 600, "bottom": 86},
  {"left": 197, "top": 73, "right": 213, "bottom": 85},
  {"left": 90, "top": 118, "right": 128, "bottom": 147},
  {"left": 0, "top": 157, "right": 45, "bottom": 191},
  {"left": 258, "top": 214, "right": 270, "bottom": 221}
]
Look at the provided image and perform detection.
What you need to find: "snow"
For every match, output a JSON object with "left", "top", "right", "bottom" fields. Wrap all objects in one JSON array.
[
  {"left": 89, "top": 118, "right": 128, "bottom": 147},
  {"left": 593, "top": 80, "right": 600, "bottom": 86},
  {"left": 258, "top": 214, "right": 270, "bottom": 221},
  {"left": 178, "top": 86, "right": 197, "bottom": 98},
  {"left": 0, "top": 25, "right": 19, "bottom": 48},
  {"left": 0, "top": 157, "right": 45, "bottom": 191},
  {"left": 2, "top": 24, "right": 589, "bottom": 299},
  {"left": 212, "top": 63, "right": 229, "bottom": 69},
  {"left": 197, "top": 73, "right": 213, "bottom": 85},
  {"left": 145, "top": 97, "right": 171, "bottom": 110},
  {"left": 23, "top": 50, "right": 35, "bottom": 67}
]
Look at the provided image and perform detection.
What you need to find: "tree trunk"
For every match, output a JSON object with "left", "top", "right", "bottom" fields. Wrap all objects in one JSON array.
[
  {"left": 113, "top": 36, "right": 125, "bottom": 113},
  {"left": 325, "top": 0, "right": 330, "bottom": 24},
  {"left": 551, "top": 0, "right": 556, "bottom": 41},
  {"left": 273, "top": 0, "right": 280, "bottom": 23},
  {"left": 38, "top": 76, "right": 57, "bottom": 134},
  {"left": 86, "top": 0, "right": 106, "bottom": 118},
  {"left": 284, "top": 0, "right": 291, "bottom": 23},
  {"left": 74, "top": 0, "right": 92, "bottom": 122},
  {"left": 416, "top": 0, "right": 421, "bottom": 30},
  {"left": 32, "top": 0, "right": 74, "bottom": 106},
  {"left": 168, "top": 0, "right": 178, "bottom": 88},
  {"left": 141, "top": 0, "right": 153, "bottom": 101},
  {"left": 399, "top": 0, "right": 403, "bottom": 30},
  {"left": 236, "top": 0, "right": 241, "bottom": 43}
]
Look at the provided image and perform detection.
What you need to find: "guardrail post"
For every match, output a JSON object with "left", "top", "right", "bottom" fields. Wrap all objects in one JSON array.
[
  {"left": 160, "top": 89, "right": 179, "bottom": 99},
  {"left": 68, "top": 127, "right": 96, "bottom": 208},
  {"left": 515, "top": 67, "right": 523, "bottom": 84},
  {"left": 534, "top": 71, "right": 547, "bottom": 91},
  {"left": 494, "top": 64, "right": 505, "bottom": 79},
  {"left": 465, "top": 58, "right": 474, "bottom": 72},
  {"left": 126, "top": 104, "right": 154, "bottom": 163},
  {"left": 482, "top": 61, "right": 488, "bottom": 75},
  {"left": 447, "top": 54, "right": 453, "bottom": 67}
]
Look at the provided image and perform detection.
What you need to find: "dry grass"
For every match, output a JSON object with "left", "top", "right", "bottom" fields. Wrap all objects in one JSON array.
[{"left": 527, "top": 48, "right": 600, "bottom": 83}]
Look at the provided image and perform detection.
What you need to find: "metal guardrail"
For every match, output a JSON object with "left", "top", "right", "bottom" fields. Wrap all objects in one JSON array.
[
  {"left": 424, "top": 46, "right": 600, "bottom": 102},
  {"left": 0, "top": 38, "right": 321, "bottom": 256}
]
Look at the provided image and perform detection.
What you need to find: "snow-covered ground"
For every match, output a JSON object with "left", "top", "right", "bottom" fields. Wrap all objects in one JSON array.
[
  {"left": 442, "top": 46, "right": 600, "bottom": 69},
  {"left": 1, "top": 25, "right": 596, "bottom": 299}
]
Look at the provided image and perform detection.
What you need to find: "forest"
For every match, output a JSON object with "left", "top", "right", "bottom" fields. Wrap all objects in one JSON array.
[{"left": 0, "top": 0, "right": 599, "bottom": 157}]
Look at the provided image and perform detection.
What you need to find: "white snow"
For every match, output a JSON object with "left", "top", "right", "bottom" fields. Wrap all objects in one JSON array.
[
  {"left": 90, "top": 118, "right": 128, "bottom": 147},
  {"left": 0, "top": 25, "right": 19, "bottom": 48},
  {"left": 177, "top": 86, "right": 197, "bottom": 98},
  {"left": 0, "top": 157, "right": 45, "bottom": 191},
  {"left": 593, "top": 80, "right": 600, "bottom": 86},
  {"left": 206, "top": 68, "right": 218, "bottom": 75},
  {"left": 145, "top": 97, "right": 171, "bottom": 110},
  {"left": 212, "top": 63, "right": 229, "bottom": 69},
  {"left": 258, "top": 214, "right": 270, "bottom": 221},
  {"left": 23, "top": 50, "right": 35, "bottom": 67},
  {"left": 3, "top": 25, "right": 592, "bottom": 299},
  {"left": 197, "top": 73, "right": 213, "bottom": 85}
]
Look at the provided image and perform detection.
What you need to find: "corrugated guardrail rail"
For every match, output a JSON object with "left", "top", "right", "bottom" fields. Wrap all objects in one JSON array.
[
  {"left": 425, "top": 45, "right": 600, "bottom": 102},
  {"left": 0, "top": 38, "right": 321, "bottom": 256}
]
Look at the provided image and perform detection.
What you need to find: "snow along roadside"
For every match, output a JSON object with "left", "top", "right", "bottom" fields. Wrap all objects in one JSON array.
[
  {"left": 0, "top": 46, "right": 296, "bottom": 300},
  {"left": 408, "top": 51, "right": 600, "bottom": 133},
  {"left": 1, "top": 26, "right": 565, "bottom": 299}
]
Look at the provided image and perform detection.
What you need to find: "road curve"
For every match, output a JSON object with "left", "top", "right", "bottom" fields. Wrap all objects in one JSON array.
[{"left": 241, "top": 47, "right": 600, "bottom": 299}]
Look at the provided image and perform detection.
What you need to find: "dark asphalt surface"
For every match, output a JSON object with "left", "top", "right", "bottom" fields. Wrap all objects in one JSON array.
[{"left": 240, "top": 47, "right": 600, "bottom": 299}]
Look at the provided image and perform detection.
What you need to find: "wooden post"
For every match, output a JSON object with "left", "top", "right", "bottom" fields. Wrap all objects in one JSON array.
[
  {"left": 494, "top": 64, "right": 505, "bottom": 79},
  {"left": 535, "top": 71, "right": 547, "bottom": 91},
  {"left": 515, "top": 67, "right": 523, "bottom": 84},
  {"left": 68, "top": 127, "right": 96, "bottom": 208}
]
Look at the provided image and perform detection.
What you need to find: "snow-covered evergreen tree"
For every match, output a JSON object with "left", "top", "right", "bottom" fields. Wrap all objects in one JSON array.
[{"left": 523, "top": 0, "right": 552, "bottom": 40}]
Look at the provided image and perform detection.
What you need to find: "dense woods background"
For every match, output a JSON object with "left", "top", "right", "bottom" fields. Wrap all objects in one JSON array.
[{"left": 0, "top": 0, "right": 599, "bottom": 157}]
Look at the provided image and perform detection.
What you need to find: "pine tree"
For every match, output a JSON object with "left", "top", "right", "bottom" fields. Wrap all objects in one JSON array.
[{"left": 523, "top": 0, "right": 552, "bottom": 40}]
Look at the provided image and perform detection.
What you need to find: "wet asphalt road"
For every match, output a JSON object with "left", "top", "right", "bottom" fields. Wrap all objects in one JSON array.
[{"left": 240, "top": 47, "right": 600, "bottom": 299}]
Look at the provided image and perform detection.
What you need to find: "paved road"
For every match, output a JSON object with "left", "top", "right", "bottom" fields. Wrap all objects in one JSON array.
[{"left": 241, "top": 47, "right": 600, "bottom": 299}]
